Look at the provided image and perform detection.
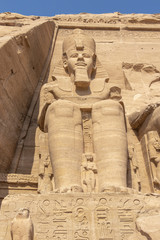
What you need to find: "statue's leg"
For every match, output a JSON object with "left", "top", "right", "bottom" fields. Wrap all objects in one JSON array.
[
  {"left": 45, "top": 100, "right": 83, "bottom": 192},
  {"left": 92, "top": 100, "right": 128, "bottom": 192}
]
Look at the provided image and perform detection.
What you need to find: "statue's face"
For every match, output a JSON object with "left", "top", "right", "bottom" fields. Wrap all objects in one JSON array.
[
  {"left": 65, "top": 48, "right": 95, "bottom": 78},
  {"left": 17, "top": 208, "right": 29, "bottom": 218},
  {"left": 22, "top": 209, "right": 29, "bottom": 218},
  {"left": 62, "top": 31, "right": 96, "bottom": 88}
]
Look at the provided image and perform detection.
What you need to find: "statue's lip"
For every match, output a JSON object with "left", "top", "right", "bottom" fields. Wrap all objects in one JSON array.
[{"left": 75, "top": 62, "right": 87, "bottom": 66}]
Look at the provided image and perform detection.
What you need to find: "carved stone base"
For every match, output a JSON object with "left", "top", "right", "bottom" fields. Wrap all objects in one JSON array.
[
  {"left": 1, "top": 192, "right": 160, "bottom": 240},
  {"left": 0, "top": 174, "right": 38, "bottom": 206}
]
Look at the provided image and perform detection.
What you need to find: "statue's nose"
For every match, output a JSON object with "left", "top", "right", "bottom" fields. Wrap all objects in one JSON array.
[{"left": 77, "top": 53, "right": 84, "bottom": 61}]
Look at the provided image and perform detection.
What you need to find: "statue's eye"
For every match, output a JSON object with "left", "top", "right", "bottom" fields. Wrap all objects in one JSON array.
[
  {"left": 83, "top": 53, "right": 90, "bottom": 58},
  {"left": 70, "top": 53, "right": 78, "bottom": 58}
]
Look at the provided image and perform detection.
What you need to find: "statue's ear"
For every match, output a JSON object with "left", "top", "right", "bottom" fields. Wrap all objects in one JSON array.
[
  {"left": 91, "top": 54, "right": 97, "bottom": 78},
  {"left": 92, "top": 54, "right": 97, "bottom": 70},
  {"left": 62, "top": 53, "right": 68, "bottom": 71}
]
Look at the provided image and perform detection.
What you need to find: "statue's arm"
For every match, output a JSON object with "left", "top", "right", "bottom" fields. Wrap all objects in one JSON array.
[
  {"left": 128, "top": 103, "right": 160, "bottom": 130},
  {"left": 38, "top": 83, "right": 56, "bottom": 132},
  {"left": 109, "top": 86, "right": 122, "bottom": 101}
]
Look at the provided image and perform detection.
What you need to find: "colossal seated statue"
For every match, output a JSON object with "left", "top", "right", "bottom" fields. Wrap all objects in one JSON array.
[
  {"left": 38, "top": 29, "right": 128, "bottom": 193},
  {"left": 128, "top": 79, "right": 160, "bottom": 190}
]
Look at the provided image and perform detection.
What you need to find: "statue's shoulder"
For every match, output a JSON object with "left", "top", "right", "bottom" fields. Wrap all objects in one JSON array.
[
  {"left": 91, "top": 78, "right": 108, "bottom": 93},
  {"left": 52, "top": 75, "right": 72, "bottom": 92},
  {"left": 41, "top": 79, "right": 58, "bottom": 93}
]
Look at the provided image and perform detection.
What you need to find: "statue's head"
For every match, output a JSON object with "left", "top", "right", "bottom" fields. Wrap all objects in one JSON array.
[
  {"left": 62, "top": 29, "right": 96, "bottom": 88},
  {"left": 16, "top": 208, "right": 30, "bottom": 218}
]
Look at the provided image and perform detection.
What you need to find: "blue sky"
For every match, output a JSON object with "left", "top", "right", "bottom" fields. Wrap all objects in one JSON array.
[{"left": 0, "top": 0, "right": 160, "bottom": 17}]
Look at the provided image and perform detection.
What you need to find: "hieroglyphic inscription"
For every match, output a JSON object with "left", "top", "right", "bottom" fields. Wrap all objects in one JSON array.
[
  {"left": 53, "top": 14, "right": 160, "bottom": 25},
  {"left": 57, "top": 28, "right": 160, "bottom": 43},
  {"left": 117, "top": 198, "right": 144, "bottom": 240},
  {"left": 118, "top": 209, "right": 134, "bottom": 240},
  {"left": 82, "top": 111, "right": 93, "bottom": 153},
  {"left": 36, "top": 199, "right": 69, "bottom": 240},
  {"left": 95, "top": 198, "right": 114, "bottom": 240},
  {"left": 1, "top": 194, "right": 147, "bottom": 240},
  {"left": 95, "top": 206, "right": 114, "bottom": 239},
  {"left": 35, "top": 197, "right": 91, "bottom": 240},
  {"left": 81, "top": 110, "right": 98, "bottom": 193},
  {"left": 94, "top": 197, "right": 144, "bottom": 240},
  {"left": 73, "top": 207, "right": 90, "bottom": 240},
  {"left": 57, "top": 29, "right": 120, "bottom": 41}
]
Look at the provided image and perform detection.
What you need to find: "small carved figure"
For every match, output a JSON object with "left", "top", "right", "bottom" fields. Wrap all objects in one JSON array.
[
  {"left": 38, "top": 154, "right": 53, "bottom": 193},
  {"left": 11, "top": 208, "right": 33, "bottom": 240},
  {"left": 128, "top": 145, "right": 141, "bottom": 191},
  {"left": 147, "top": 131, "right": 160, "bottom": 187},
  {"left": 82, "top": 154, "right": 97, "bottom": 192}
]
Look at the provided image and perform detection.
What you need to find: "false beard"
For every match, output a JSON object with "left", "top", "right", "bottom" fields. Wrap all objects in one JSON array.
[{"left": 74, "top": 66, "right": 90, "bottom": 88}]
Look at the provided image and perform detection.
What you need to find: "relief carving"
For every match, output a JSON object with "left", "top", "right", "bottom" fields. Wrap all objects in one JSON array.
[
  {"left": 128, "top": 145, "right": 141, "bottom": 191},
  {"left": 73, "top": 207, "right": 90, "bottom": 240},
  {"left": 53, "top": 13, "right": 160, "bottom": 25},
  {"left": 126, "top": 62, "right": 160, "bottom": 194},
  {"left": 11, "top": 208, "right": 33, "bottom": 240},
  {"left": 147, "top": 131, "right": 160, "bottom": 189},
  {"left": 95, "top": 206, "right": 114, "bottom": 239},
  {"left": 2, "top": 193, "right": 159, "bottom": 240},
  {"left": 81, "top": 153, "right": 97, "bottom": 193},
  {"left": 38, "top": 28, "right": 128, "bottom": 193},
  {"left": 2, "top": 13, "right": 160, "bottom": 240},
  {"left": 38, "top": 154, "right": 54, "bottom": 194}
]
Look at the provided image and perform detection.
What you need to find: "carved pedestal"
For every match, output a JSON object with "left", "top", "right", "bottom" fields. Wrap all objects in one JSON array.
[{"left": 1, "top": 192, "right": 160, "bottom": 240}]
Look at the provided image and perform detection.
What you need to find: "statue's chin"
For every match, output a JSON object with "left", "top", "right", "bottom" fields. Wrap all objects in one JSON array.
[
  {"left": 75, "top": 79, "right": 90, "bottom": 89},
  {"left": 74, "top": 66, "right": 91, "bottom": 89}
]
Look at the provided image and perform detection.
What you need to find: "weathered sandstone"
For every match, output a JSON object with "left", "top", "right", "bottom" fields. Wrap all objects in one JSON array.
[{"left": 1, "top": 12, "right": 160, "bottom": 240}]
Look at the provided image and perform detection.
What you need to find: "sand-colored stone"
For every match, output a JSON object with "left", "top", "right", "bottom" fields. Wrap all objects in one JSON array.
[
  {"left": 136, "top": 214, "right": 160, "bottom": 240},
  {"left": 0, "top": 192, "right": 160, "bottom": 240},
  {"left": 38, "top": 28, "right": 127, "bottom": 193},
  {"left": 11, "top": 208, "right": 33, "bottom": 240},
  {"left": 0, "top": 12, "right": 55, "bottom": 172},
  {"left": 1, "top": 12, "right": 160, "bottom": 240}
]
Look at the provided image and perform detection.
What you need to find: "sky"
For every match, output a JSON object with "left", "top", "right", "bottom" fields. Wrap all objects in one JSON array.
[{"left": 0, "top": 0, "right": 160, "bottom": 17}]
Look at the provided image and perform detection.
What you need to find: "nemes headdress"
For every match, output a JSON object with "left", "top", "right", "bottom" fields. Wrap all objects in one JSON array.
[{"left": 62, "top": 29, "right": 96, "bottom": 54}]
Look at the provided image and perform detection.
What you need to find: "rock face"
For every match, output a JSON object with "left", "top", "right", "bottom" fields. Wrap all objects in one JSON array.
[
  {"left": 136, "top": 214, "right": 160, "bottom": 240},
  {"left": 0, "top": 13, "right": 55, "bottom": 172},
  {"left": 1, "top": 12, "right": 160, "bottom": 240}
]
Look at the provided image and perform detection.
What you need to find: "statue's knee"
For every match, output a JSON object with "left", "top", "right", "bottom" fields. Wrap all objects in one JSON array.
[
  {"left": 92, "top": 100, "right": 123, "bottom": 116},
  {"left": 49, "top": 100, "right": 79, "bottom": 118}
]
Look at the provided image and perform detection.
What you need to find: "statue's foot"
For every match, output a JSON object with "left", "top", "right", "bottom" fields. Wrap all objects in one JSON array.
[
  {"left": 53, "top": 185, "right": 83, "bottom": 193},
  {"left": 153, "top": 177, "right": 160, "bottom": 186},
  {"left": 101, "top": 186, "right": 138, "bottom": 194},
  {"left": 71, "top": 185, "right": 83, "bottom": 192}
]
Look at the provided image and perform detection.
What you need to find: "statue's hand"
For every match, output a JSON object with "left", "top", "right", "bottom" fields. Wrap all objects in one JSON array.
[{"left": 109, "top": 86, "right": 122, "bottom": 101}]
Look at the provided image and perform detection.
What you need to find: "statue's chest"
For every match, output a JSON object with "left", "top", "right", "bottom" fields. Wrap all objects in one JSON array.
[{"left": 53, "top": 86, "right": 108, "bottom": 104}]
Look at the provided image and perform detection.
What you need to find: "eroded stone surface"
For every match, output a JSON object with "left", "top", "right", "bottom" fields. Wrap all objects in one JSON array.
[
  {"left": 0, "top": 13, "right": 55, "bottom": 172},
  {"left": 11, "top": 208, "right": 33, "bottom": 240},
  {"left": 1, "top": 12, "right": 160, "bottom": 240},
  {"left": 0, "top": 193, "right": 160, "bottom": 240},
  {"left": 38, "top": 28, "right": 128, "bottom": 193}
]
